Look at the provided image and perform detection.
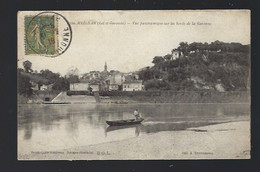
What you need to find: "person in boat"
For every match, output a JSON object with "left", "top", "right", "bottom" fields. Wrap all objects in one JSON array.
[{"left": 134, "top": 109, "right": 141, "bottom": 120}]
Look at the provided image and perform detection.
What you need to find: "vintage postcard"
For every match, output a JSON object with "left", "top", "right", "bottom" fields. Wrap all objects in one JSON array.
[{"left": 17, "top": 10, "right": 250, "bottom": 160}]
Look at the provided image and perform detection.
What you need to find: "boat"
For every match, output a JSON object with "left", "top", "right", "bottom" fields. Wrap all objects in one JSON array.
[
  {"left": 114, "top": 101, "right": 128, "bottom": 104},
  {"left": 42, "top": 101, "right": 71, "bottom": 104},
  {"left": 106, "top": 124, "right": 143, "bottom": 132},
  {"left": 106, "top": 118, "right": 144, "bottom": 126}
]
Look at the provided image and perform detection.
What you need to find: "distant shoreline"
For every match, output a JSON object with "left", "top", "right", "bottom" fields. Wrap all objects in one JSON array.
[{"left": 18, "top": 90, "right": 250, "bottom": 104}]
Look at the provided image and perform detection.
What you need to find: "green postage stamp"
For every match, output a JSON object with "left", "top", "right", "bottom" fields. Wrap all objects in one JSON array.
[
  {"left": 25, "top": 15, "right": 58, "bottom": 56},
  {"left": 24, "top": 12, "right": 72, "bottom": 57}
]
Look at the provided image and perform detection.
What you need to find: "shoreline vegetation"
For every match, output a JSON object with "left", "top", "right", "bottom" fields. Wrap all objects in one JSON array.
[
  {"left": 18, "top": 120, "right": 250, "bottom": 160},
  {"left": 18, "top": 90, "right": 250, "bottom": 104}
]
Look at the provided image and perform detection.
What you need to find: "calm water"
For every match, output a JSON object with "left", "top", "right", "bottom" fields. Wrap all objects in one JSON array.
[{"left": 18, "top": 103, "right": 250, "bottom": 153}]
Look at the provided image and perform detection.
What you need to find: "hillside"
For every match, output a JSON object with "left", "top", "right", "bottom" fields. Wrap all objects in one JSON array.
[{"left": 138, "top": 41, "right": 250, "bottom": 92}]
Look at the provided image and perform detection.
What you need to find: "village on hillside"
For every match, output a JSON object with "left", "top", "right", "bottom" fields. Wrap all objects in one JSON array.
[
  {"left": 18, "top": 41, "right": 250, "bottom": 104},
  {"left": 69, "top": 61, "right": 144, "bottom": 93},
  {"left": 20, "top": 49, "right": 182, "bottom": 94}
]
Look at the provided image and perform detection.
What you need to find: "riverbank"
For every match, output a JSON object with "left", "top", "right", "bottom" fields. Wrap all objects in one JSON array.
[
  {"left": 18, "top": 90, "right": 250, "bottom": 104},
  {"left": 18, "top": 121, "right": 250, "bottom": 160},
  {"left": 102, "top": 91, "right": 250, "bottom": 103}
]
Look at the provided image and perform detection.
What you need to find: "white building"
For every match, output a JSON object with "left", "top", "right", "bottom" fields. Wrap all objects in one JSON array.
[
  {"left": 89, "top": 84, "right": 99, "bottom": 91},
  {"left": 123, "top": 80, "right": 143, "bottom": 91},
  {"left": 70, "top": 82, "right": 101, "bottom": 92},
  {"left": 70, "top": 83, "right": 89, "bottom": 91},
  {"left": 40, "top": 84, "right": 53, "bottom": 91},
  {"left": 109, "top": 72, "right": 125, "bottom": 85}
]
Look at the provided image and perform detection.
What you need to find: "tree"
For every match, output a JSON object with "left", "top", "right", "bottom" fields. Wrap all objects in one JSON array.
[
  {"left": 52, "top": 77, "right": 69, "bottom": 91},
  {"left": 66, "top": 67, "right": 80, "bottom": 84},
  {"left": 176, "top": 42, "right": 188, "bottom": 55},
  {"left": 67, "top": 75, "right": 79, "bottom": 83},
  {"left": 164, "top": 54, "right": 172, "bottom": 61},
  {"left": 110, "top": 70, "right": 116, "bottom": 73},
  {"left": 66, "top": 66, "right": 80, "bottom": 76},
  {"left": 138, "top": 67, "right": 153, "bottom": 81},
  {"left": 144, "top": 79, "right": 169, "bottom": 90},
  {"left": 40, "top": 69, "right": 60, "bottom": 83},
  {"left": 23, "top": 60, "right": 32, "bottom": 73},
  {"left": 17, "top": 71, "right": 33, "bottom": 96},
  {"left": 152, "top": 56, "right": 164, "bottom": 65}
]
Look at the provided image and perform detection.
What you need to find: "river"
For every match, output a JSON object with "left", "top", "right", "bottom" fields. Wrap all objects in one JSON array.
[{"left": 18, "top": 103, "right": 250, "bottom": 154}]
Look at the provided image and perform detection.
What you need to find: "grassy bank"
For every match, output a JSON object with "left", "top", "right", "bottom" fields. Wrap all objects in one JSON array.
[
  {"left": 18, "top": 90, "right": 250, "bottom": 104},
  {"left": 102, "top": 91, "right": 250, "bottom": 103}
]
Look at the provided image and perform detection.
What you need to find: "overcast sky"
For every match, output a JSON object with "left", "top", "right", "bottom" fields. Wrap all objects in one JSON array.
[{"left": 18, "top": 10, "right": 250, "bottom": 76}]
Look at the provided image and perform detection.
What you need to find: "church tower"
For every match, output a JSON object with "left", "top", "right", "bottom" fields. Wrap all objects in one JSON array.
[{"left": 104, "top": 61, "right": 108, "bottom": 72}]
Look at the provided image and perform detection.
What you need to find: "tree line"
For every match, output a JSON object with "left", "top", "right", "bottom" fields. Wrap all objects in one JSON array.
[{"left": 18, "top": 60, "right": 81, "bottom": 96}]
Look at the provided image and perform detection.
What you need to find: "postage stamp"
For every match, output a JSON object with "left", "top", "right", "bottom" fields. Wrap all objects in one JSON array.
[{"left": 24, "top": 12, "right": 72, "bottom": 57}]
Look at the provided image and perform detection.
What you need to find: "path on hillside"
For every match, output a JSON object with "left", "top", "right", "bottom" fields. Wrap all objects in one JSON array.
[{"left": 51, "top": 92, "right": 96, "bottom": 103}]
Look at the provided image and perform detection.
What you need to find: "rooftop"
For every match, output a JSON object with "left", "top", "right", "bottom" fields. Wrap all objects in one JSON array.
[{"left": 123, "top": 80, "right": 142, "bottom": 84}]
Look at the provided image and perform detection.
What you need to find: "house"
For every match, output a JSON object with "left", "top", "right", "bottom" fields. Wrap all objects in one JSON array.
[
  {"left": 123, "top": 80, "right": 143, "bottom": 91},
  {"left": 40, "top": 84, "right": 53, "bottom": 91},
  {"left": 70, "top": 83, "right": 89, "bottom": 91},
  {"left": 89, "top": 71, "right": 101, "bottom": 80},
  {"left": 30, "top": 81, "right": 39, "bottom": 91},
  {"left": 40, "top": 84, "right": 48, "bottom": 90},
  {"left": 215, "top": 83, "right": 225, "bottom": 92},
  {"left": 89, "top": 84, "right": 100, "bottom": 92},
  {"left": 172, "top": 50, "right": 182, "bottom": 60},
  {"left": 123, "top": 75, "right": 132, "bottom": 82},
  {"left": 109, "top": 72, "right": 125, "bottom": 85},
  {"left": 109, "top": 84, "right": 119, "bottom": 91},
  {"left": 134, "top": 74, "right": 139, "bottom": 80},
  {"left": 107, "top": 72, "right": 125, "bottom": 91}
]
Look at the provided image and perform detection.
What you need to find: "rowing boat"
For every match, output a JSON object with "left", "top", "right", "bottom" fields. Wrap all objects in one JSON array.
[
  {"left": 42, "top": 101, "right": 71, "bottom": 104},
  {"left": 106, "top": 118, "right": 144, "bottom": 126}
]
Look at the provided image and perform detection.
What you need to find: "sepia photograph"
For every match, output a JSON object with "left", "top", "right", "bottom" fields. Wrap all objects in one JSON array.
[{"left": 17, "top": 10, "right": 250, "bottom": 160}]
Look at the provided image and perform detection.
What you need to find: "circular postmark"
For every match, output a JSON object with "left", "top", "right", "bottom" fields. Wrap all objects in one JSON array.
[{"left": 25, "top": 11, "right": 72, "bottom": 57}]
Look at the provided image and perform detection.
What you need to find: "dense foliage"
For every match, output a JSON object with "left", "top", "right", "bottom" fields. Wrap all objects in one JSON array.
[
  {"left": 18, "top": 65, "right": 70, "bottom": 96},
  {"left": 139, "top": 41, "right": 250, "bottom": 91}
]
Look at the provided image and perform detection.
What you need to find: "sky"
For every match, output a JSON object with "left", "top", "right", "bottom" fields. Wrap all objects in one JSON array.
[{"left": 17, "top": 10, "right": 250, "bottom": 76}]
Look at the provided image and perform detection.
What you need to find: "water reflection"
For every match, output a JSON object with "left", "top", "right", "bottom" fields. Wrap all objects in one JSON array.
[
  {"left": 18, "top": 103, "right": 250, "bottom": 152},
  {"left": 105, "top": 124, "right": 142, "bottom": 137},
  {"left": 104, "top": 121, "right": 222, "bottom": 136}
]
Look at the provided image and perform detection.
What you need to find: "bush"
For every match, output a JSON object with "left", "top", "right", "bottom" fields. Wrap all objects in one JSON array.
[{"left": 144, "top": 79, "right": 170, "bottom": 90}]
